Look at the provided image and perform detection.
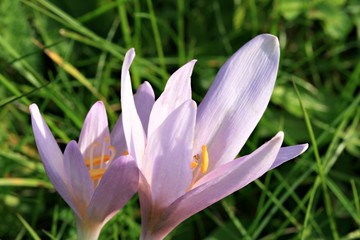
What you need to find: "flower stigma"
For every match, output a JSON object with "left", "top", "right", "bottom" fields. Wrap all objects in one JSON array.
[{"left": 188, "top": 145, "right": 209, "bottom": 191}]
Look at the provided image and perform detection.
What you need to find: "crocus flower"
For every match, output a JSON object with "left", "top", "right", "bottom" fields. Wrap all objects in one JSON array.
[
  {"left": 114, "top": 34, "right": 308, "bottom": 239},
  {"left": 30, "top": 101, "right": 138, "bottom": 240}
]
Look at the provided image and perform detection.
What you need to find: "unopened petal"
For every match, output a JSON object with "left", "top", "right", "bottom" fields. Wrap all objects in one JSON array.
[
  {"left": 148, "top": 60, "right": 196, "bottom": 137},
  {"left": 63, "top": 141, "right": 94, "bottom": 218},
  {"left": 78, "top": 101, "right": 110, "bottom": 159},
  {"left": 270, "top": 143, "right": 308, "bottom": 170},
  {"left": 195, "top": 34, "right": 280, "bottom": 171},
  {"left": 121, "top": 49, "right": 146, "bottom": 167},
  {"left": 143, "top": 100, "right": 197, "bottom": 209},
  {"left": 153, "top": 132, "right": 284, "bottom": 238},
  {"left": 29, "top": 104, "right": 74, "bottom": 215},
  {"left": 134, "top": 81, "right": 155, "bottom": 133},
  {"left": 87, "top": 155, "right": 138, "bottom": 224}
]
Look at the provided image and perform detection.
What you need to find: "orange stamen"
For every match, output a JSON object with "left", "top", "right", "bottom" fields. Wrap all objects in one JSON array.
[
  {"left": 89, "top": 168, "right": 106, "bottom": 180},
  {"left": 85, "top": 155, "right": 110, "bottom": 167},
  {"left": 84, "top": 142, "right": 117, "bottom": 182}
]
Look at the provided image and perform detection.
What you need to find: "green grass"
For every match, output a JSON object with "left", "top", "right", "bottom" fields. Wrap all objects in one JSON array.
[{"left": 1, "top": 0, "right": 359, "bottom": 239}]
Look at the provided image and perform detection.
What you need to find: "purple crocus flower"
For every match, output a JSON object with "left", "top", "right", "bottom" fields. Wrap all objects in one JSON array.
[
  {"left": 30, "top": 101, "right": 138, "bottom": 240},
  {"left": 114, "top": 34, "right": 308, "bottom": 239}
]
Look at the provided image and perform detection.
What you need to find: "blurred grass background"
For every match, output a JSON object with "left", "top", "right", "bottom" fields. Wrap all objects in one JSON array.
[{"left": 0, "top": 0, "right": 359, "bottom": 239}]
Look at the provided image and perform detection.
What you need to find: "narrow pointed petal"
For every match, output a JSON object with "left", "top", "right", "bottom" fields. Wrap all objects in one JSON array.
[
  {"left": 87, "top": 155, "right": 138, "bottom": 224},
  {"left": 121, "top": 49, "right": 146, "bottom": 167},
  {"left": 30, "top": 104, "right": 74, "bottom": 210},
  {"left": 30, "top": 104, "right": 64, "bottom": 177},
  {"left": 110, "top": 114, "right": 127, "bottom": 159},
  {"left": 63, "top": 141, "right": 94, "bottom": 218},
  {"left": 143, "top": 100, "right": 197, "bottom": 209},
  {"left": 134, "top": 81, "right": 155, "bottom": 133},
  {"left": 154, "top": 132, "right": 284, "bottom": 238},
  {"left": 195, "top": 34, "right": 280, "bottom": 170},
  {"left": 148, "top": 60, "right": 196, "bottom": 137},
  {"left": 270, "top": 143, "right": 308, "bottom": 170},
  {"left": 78, "top": 101, "right": 110, "bottom": 159}
]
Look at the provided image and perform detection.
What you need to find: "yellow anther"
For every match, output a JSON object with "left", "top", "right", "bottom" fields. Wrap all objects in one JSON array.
[
  {"left": 201, "top": 145, "right": 209, "bottom": 174},
  {"left": 123, "top": 150, "right": 129, "bottom": 156},
  {"left": 89, "top": 168, "right": 106, "bottom": 180}
]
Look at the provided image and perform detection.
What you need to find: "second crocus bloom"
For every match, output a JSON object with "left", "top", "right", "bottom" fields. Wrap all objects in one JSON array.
[
  {"left": 114, "top": 34, "right": 308, "bottom": 240},
  {"left": 30, "top": 102, "right": 138, "bottom": 240}
]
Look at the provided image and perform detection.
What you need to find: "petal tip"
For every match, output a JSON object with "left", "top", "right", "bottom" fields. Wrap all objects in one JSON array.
[
  {"left": 301, "top": 143, "right": 309, "bottom": 153},
  {"left": 125, "top": 48, "right": 136, "bottom": 60},
  {"left": 276, "top": 131, "right": 284, "bottom": 139},
  {"left": 253, "top": 34, "right": 280, "bottom": 57},
  {"left": 29, "top": 103, "right": 39, "bottom": 114},
  {"left": 95, "top": 100, "right": 104, "bottom": 105}
]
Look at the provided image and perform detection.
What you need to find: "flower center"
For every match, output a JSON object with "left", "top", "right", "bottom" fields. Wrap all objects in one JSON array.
[
  {"left": 190, "top": 145, "right": 209, "bottom": 174},
  {"left": 187, "top": 145, "right": 209, "bottom": 191},
  {"left": 84, "top": 137, "right": 116, "bottom": 182}
]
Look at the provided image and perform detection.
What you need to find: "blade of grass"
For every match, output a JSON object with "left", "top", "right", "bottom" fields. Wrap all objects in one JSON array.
[
  {"left": 294, "top": 81, "right": 339, "bottom": 240},
  {"left": 31, "top": 38, "right": 115, "bottom": 119},
  {"left": 221, "top": 199, "right": 251, "bottom": 239},
  {"left": 0, "top": 178, "right": 53, "bottom": 188},
  {"left": 16, "top": 214, "right": 41, "bottom": 240},
  {"left": 116, "top": 0, "right": 141, "bottom": 88},
  {"left": 146, "top": 0, "right": 167, "bottom": 82}
]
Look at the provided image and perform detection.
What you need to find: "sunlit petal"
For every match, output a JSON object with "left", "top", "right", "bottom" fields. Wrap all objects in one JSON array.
[
  {"left": 87, "top": 155, "right": 138, "bottom": 224},
  {"left": 195, "top": 34, "right": 280, "bottom": 171},
  {"left": 155, "top": 132, "right": 284, "bottom": 238},
  {"left": 148, "top": 60, "right": 196, "bottom": 137},
  {"left": 143, "top": 100, "right": 196, "bottom": 209},
  {"left": 121, "top": 48, "right": 146, "bottom": 167},
  {"left": 134, "top": 81, "right": 155, "bottom": 134},
  {"left": 63, "top": 140, "right": 94, "bottom": 218}
]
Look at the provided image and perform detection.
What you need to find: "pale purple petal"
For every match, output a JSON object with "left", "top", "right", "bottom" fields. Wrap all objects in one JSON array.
[
  {"left": 195, "top": 34, "right": 280, "bottom": 171},
  {"left": 270, "top": 143, "right": 308, "bottom": 170},
  {"left": 63, "top": 141, "right": 94, "bottom": 218},
  {"left": 147, "top": 60, "right": 196, "bottom": 137},
  {"left": 138, "top": 173, "right": 153, "bottom": 238},
  {"left": 78, "top": 101, "right": 110, "bottom": 159},
  {"left": 153, "top": 132, "right": 284, "bottom": 238},
  {"left": 143, "top": 100, "right": 197, "bottom": 209},
  {"left": 29, "top": 104, "right": 74, "bottom": 216},
  {"left": 87, "top": 155, "right": 138, "bottom": 224},
  {"left": 110, "top": 114, "right": 127, "bottom": 159},
  {"left": 134, "top": 81, "right": 155, "bottom": 134},
  {"left": 121, "top": 49, "right": 146, "bottom": 167}
]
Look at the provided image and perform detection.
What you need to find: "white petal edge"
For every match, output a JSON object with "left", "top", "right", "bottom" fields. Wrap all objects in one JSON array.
[{"left": 121, "top": 48, "right": 146, "bottom": 168}]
